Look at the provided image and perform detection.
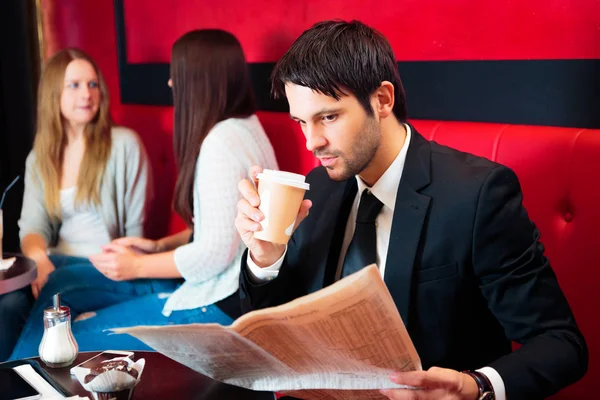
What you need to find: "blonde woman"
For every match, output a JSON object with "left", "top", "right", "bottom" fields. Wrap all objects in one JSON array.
[{"left": 5, "top": 48, "right": 164, "bottom": 360}]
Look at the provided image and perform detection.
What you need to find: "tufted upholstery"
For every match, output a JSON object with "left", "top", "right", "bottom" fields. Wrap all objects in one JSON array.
[
  {"left": 412, "top": 119, "right": 598, "bottom": 399},
  {"left": 246, "top": 113, "right": 598, "bottom": 399}
]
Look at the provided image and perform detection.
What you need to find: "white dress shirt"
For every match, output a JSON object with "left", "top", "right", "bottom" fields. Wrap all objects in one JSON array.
[{"left": 247, "top": 124, "right": 506, "bottom": 399}]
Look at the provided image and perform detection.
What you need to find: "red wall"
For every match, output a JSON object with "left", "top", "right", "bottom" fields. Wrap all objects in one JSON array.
[
  {"left": 41, "top": 0, "right": 180, "bottom": 235},
  {"left": 123, "top": 0, "right": 600, "bottom": 63},
  {"left": 40, "top": 0, "right": 600, "bottom": 236}
]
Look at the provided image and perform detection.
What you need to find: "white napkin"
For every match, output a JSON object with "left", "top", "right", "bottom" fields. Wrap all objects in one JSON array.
[
  {"left": 0, "top": 256, "right": 16, "bottom": 271},
  {"left": 12, "top": 364, "right": 90, "bottom": 399}
]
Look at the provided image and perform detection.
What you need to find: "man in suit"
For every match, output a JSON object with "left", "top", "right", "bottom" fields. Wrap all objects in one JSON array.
[{"left": 235, "top": 20, "right": 587, "bottom": 400}]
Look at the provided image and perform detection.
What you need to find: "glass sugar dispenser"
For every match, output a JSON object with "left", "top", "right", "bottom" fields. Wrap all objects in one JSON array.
[{"left": 39, "top": 293, "right": 79, "bottom": 367}]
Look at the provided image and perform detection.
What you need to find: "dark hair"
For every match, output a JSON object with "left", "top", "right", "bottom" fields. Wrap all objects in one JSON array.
[
  {"left": 171, "top": 29, "right": 256, "bottom": 227},
  {"left": 271, "top": 20, "right": 407, "bottom": 121}
]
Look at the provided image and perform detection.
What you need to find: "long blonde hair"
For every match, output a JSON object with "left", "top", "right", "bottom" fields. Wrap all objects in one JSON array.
[{"left": 33, "top": 48, "right": 112, "bottom": 220}]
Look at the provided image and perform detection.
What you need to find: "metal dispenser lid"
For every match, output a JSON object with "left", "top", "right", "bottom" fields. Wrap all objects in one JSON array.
[{"left": 43, "top": 293, "right": 70, "bottom": 318}]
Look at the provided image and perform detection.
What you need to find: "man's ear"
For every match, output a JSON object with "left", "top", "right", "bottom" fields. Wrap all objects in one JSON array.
[{"left": 372, "top": 81, "right": 395, "bottom": 119}]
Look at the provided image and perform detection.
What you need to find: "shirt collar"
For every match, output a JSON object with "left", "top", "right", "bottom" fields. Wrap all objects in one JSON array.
[{"left": 355, "top": 123, "right": 412, "bottom": 212}]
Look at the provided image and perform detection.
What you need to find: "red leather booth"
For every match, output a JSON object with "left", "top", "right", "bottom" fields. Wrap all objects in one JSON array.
[{"left": 409, "top": 119, "right": 599, "bottom": 400}]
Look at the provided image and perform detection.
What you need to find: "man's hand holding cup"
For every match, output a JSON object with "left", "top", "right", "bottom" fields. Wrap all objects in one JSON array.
[{"left": 236, "top": 166, "right": 312, "bottom": 268}]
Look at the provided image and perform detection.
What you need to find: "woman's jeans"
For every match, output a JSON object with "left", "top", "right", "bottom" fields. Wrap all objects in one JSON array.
[
  {"left": 66, "top": 293, "right": 234, "bottom": 352},
  {"left": 10, "top": 254, "right": 233, "bottom": 359},
  {"left": 10, "top": 255, "right": 183, "bottom": 359}
]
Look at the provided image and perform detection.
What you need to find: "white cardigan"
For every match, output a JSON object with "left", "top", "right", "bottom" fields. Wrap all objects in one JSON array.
[{"left": 164, "top": 115, "right": 279, "bottom": 316}]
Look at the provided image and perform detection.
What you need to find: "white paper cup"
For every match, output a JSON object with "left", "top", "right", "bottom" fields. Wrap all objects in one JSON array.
[{"left": 253, "top": 170, "right": 310, "bottom": 245}]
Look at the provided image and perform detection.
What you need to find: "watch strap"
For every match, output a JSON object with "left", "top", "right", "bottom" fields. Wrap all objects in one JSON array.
[{"left": 462, "top": 370, "right": 495, "bottom": 400}]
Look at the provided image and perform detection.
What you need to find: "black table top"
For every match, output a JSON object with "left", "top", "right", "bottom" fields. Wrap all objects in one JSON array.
[{"left": 35, "top": 351, "right": 276, "bottom": 399}]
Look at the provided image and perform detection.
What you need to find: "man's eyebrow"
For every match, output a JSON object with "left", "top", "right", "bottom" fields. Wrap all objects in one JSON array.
[{"left": 290, "top": 108, "right": 343, "bottom": 121}]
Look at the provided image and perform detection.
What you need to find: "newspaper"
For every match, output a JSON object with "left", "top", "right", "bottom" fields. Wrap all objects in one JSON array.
[{"left": 112, "top": 264, "right": 421, "bottom": 400}]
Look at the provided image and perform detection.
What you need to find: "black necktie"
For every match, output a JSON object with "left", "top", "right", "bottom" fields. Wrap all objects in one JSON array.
[{"left": 341, "top": 189, "right": 384, "bottom": 278}]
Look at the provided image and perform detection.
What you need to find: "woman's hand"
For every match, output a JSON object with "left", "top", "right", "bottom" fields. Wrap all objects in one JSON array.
[
  {"left": 89, "top": 244, "right": 142, "bottom": 281},
  {"left": 31, "top": 257, "right": 56, "bottom": 299}
]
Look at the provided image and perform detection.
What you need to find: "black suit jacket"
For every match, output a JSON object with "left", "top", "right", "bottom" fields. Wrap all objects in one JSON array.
[{"left": 240, "top": 127, "right": 587, "bottom": 399}]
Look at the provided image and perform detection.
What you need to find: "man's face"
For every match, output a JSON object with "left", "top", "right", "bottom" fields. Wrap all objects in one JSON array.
[{"left": 285, "top": 83, "right": 381, "bottom": 181}]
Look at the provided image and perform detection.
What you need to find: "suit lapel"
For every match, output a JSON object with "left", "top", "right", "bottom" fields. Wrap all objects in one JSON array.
[
  {"left": 309, "top": 178, "right": 358, "bottom": 292},
  {"left": 384, "top": 128, "right": 432, "bottom": 327}
]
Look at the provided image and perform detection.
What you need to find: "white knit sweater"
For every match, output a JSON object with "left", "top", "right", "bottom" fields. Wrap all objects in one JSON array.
[{"left": 164, "top": 115, "right": 278, "bottom": 315}]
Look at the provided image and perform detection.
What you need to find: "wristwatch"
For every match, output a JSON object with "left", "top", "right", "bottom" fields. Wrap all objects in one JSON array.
[{"left": 462, "top": 370, "right": 495, "bottom": 400}]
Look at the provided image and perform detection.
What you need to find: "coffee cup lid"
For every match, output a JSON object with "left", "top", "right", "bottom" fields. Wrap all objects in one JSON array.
[{"left": 257, "top": 169, "right": 310, "bottom": 190}]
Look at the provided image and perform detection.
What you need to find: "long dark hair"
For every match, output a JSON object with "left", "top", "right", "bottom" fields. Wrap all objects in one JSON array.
[
  {"left": 271, "top": 20, "right": 407, "bottom": 121},
  {"left": 171, "top": 29, "right": 256, "bottom": 227}
]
